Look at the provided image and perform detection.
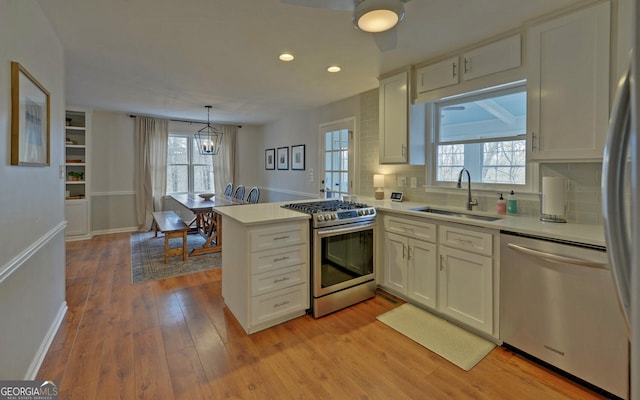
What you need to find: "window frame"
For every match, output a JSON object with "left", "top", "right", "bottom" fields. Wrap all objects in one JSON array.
[
  {"left": 318, "top": 117, "right": 357, "bottom": 199},
  {"left": 427, "top": 81, "right": 535, "bottom": 193},
  {"left": 166, "top": 133, "right": 214, "bottom": 195}
]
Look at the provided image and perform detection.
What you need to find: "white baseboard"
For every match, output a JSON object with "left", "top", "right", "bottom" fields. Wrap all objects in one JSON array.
[
  {"left": 64, "top": 233, "right": 93, "bottom": 242},
  {"left": 25, "top": 301, "right": 68, "bottom": 380},
  {"left": 91, "top": 226, "right": 139, "bottom": 236}
]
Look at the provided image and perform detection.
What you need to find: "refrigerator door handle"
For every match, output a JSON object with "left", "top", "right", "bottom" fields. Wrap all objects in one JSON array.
[{"left": 602, "top": 63, "right": 632, "bottom": 336}]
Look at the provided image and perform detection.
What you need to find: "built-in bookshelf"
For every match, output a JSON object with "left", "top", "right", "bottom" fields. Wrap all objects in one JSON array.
[{"left": 64, "top": 109, "right": 91, "bottom": 239}]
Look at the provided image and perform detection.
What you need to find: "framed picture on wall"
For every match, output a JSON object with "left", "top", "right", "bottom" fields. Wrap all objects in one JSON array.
[
  {"left": 291, "top": 144, "right": 305, "bottom": 170},
  {"left": 265, "top": 148, "right": 275, "bottom": 170},
  {"left": 277, "top": 146, "right": 288, "bottom": 170},
  {"left": 10, "top": 61, "right": 50, "bottom": 166}
]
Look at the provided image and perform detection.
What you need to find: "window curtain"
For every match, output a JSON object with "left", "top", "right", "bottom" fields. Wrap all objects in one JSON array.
[
  {"left": 213, "top": 124, "right": 237, "bottom": 197},
  {"left": 135, "top": 116, "right": 169, "bottom": 231}
]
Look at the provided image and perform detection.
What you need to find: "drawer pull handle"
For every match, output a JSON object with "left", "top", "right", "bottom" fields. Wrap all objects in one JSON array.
[
  {"left": 274, "top": 300, "right": 290, "bottom": 308},
  {"left": 407, "top": 246, "right": 412, "bottom": 260},
  {"left": 273, "top": 235, "right": 290, "bottom": 241},
  {"left": 402, "top": 243, "right": 406, "bottom": 259},
  {"left": 273, "top": 256, "right": 290, "bottom": 262},
  {"left": 273, "top": 277, "right": 290, "bottom": 284},
  {"left": 440, "top": 254, "right": 445, "bottom": 271}
]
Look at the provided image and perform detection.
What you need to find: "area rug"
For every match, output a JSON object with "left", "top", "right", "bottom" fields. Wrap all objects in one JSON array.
[
  {"left": 130, "top": 232, "right": 221, "bottom": 284},
  {"left": 376, "top": 303, "right": 495, "bottom": 371}
]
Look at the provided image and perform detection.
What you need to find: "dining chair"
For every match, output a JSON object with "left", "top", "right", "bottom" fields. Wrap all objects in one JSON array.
[
  {"left": 246, "top": 187, "right": 260, "bottom": 204},
  {"left": 224, "top": 182, "right": 233, "bottom": 196},
  {"left": 233, "top": 184, "right": 245, "bottom": 201}
]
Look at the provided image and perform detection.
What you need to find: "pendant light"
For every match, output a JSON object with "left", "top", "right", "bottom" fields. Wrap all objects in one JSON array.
[
  {"left": 352, "top": 0, "right": 405, "bottom": 33},
  {"left": 195, "top": 105, "right": 223, "bottom": 155}
]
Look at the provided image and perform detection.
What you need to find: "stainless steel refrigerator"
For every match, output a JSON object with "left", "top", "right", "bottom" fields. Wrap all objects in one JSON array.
[{"left": 602, "top": 1, "right": 640, "bottom": 397}]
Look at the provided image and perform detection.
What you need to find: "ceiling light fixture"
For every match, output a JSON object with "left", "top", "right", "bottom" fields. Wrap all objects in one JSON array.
[
  {"left": 195, "top": 105, "right": 223, "bottom": 155},
  {"left": 279, "top": 53, "right": 295, "bottom": 61},
  {"left": 327, "top": 65, "right": 341, "bottom": 73},
  {"left": 352, "top": 0, "right": 405, "bottom": 33}
]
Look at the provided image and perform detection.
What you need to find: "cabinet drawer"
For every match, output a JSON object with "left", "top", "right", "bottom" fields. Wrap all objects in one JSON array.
[
  {"left": 251, "top": 284, "right": 308, "bottom": 326},
  {"left": 251, "top": 264, "right": 307, "bottom": 296},
  {"left": 439, "top": 225, "right": 493, "bottom": 256},
  {"left": 385, "top": 216, "right": 436, "bottom": 242},
  {"left": 250, "top": 222, "right": 307, "bottom": 252},
  {"left": 251, "top": 244, "right": 308, "bottom": 275}
]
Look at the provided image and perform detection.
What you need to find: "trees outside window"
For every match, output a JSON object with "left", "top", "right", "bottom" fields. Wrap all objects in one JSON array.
[{"left": 434, "top": 84, "right": 527, "bottom": 186}]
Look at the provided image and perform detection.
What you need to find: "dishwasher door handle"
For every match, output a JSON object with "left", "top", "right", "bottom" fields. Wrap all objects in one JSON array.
[{"left": 507, "top": 243, "right": 608, "bottom": 270}]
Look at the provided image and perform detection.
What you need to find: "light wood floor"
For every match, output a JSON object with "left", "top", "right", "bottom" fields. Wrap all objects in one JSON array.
[{"left": 37, "top": 233, "right": 607, "bottom": 399}]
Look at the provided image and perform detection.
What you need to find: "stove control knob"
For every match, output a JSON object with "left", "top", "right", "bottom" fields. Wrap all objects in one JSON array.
[
  {"left": 317, "top": 215, "right": 324, "bottom": 221},
  {"left": 324, "top": 213, "right": 331, "bottom": 221},
  {"left": 365, "top": 209, "right": 370, "bottom": 215},
  {"left": 357, "top": 210, "right": 363, "bottom": 216},
  {"left": 331, "top": 213, "right": 337, "bottom": 220}
]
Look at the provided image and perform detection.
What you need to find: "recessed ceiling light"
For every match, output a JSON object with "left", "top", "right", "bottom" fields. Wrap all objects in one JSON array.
[
  {"left": 327, "top": 66, "right": 341, "bottom": 73},
  {"left": 279, "top": 53, "right": 294, "bottom": 61}
]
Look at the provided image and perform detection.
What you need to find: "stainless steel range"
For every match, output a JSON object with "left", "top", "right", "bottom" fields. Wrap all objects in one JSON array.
[{"left": 282, "top": 200, "right": 377, "bottom": 317}]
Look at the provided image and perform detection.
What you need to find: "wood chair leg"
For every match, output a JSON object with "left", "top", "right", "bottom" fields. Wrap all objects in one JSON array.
[
  {"left": 164, "top": 235, "right": 169, "bottom": 264},
  {"left": 182, "top": 230, "right": 187, "bottom": 261}
]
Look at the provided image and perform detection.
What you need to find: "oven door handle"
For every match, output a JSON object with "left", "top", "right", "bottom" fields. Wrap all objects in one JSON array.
[{"left": 316, "top": 222, "right": 376, "bottom": 237}]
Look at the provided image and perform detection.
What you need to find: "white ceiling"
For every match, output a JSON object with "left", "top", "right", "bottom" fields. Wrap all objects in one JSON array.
[{"left": 36, "top": 0, "right": 581, "bottom": 125}]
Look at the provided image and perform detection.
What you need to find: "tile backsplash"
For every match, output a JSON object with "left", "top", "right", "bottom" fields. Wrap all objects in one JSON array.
[{"left": 357, "top": 89, "right": 605, "bottom": 225}]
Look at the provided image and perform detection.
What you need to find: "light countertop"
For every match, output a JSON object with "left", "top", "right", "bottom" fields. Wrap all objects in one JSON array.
[
  {"left": 214, "top": 197, "right": 605, "bottom": 247},
  {"left": 363, "top": 197, "right": 606, "bottom": 248},
  {"left": 213, "top": 202, "right": 310, "bottom": 225}
]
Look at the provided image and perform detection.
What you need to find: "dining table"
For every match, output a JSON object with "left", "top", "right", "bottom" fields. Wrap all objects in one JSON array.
[{"left": 170, "top": 194, "right": 245, "bottom": 256}]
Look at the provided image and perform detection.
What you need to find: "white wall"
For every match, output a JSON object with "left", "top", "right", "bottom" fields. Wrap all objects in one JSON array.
[
  {"left": 236, "top": 125, "right": 261, "bottom": 190},
  {"left": 91, "top": 111, "right": 137, "bottom": 233},
  {"left": 0, "top": 0, "right": 67, "bottom": 379},
  {"left": 257, "top": 94, "right": 361, "bottom": 202}
]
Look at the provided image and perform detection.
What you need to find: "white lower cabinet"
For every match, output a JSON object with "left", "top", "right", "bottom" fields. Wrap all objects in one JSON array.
[
  {"left": 65, "top": 199, "right": 89, "bottom": 237},
  {"left": 438, "top": 246, "right": 493, "bottom": 334},
  {"left": 383, "top": 217, "right": 437, "bottom": 309},
  {"left": 222, "top": 218, "right": 309, "bottom": 334},
  {"left": 438, "top": 224, "right": 494, "bottom": 335},
  {"left": 381, "top": 214, "right": 497, "bottom": 337}
]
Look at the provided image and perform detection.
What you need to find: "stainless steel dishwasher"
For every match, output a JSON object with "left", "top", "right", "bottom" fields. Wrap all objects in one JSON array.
[{"left": 500, "top": 233, "right": 628, "bottom": 399}]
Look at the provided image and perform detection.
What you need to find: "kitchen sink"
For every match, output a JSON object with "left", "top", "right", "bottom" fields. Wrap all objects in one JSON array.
[{"left": 411, "top": 207, "right": 503, "bottom": 222}]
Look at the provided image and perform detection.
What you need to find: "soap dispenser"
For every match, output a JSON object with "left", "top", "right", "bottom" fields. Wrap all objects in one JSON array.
[
  {"left": 497, "top": 193, "right": 507, "bottom": 215},
  {"left": 507, "top": 190, "right": 517, "bottom": 215}
]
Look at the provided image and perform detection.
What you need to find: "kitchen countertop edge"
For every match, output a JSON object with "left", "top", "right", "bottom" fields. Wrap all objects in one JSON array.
[
  {"left": 214, "top": 197, "right": 605, "bottom": 247},
  {"left": 213, "top": 202, "right": 311, "bottom": 226},
  {"left": 366, "top": 197, "right": 606, "bottom": 248}
]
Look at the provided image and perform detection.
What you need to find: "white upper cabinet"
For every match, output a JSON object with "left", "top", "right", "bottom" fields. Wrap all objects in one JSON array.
[
  {"left": 379, "top": 70, "right": 427, "bottom": 165},
  {"left": 416, "top": 56, "right": 459, "bottom": 93},
  {"left": 461, "top": 34, "right": 521, "bottom": 81},
  {"left": 416, "top": 34, "right": 521, "bottom": 98},
  {"left": 527, "top": 1, "right": 611, "bottom": 161},
  {"left": 379, "top": 71, "right": 409, "bottom": 163}
]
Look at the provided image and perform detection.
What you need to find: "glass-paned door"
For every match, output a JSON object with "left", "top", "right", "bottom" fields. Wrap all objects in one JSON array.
[{"left": 320, "top": 118, "right": 355, "bottom": 199}]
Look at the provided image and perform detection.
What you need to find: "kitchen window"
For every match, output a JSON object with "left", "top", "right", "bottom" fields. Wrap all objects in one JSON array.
[
  {"left": 431, "top": 83, "right": 527, "bottom": 188},
  {"left": 166, "top": 134, "right": 214, "bottom": 194}
]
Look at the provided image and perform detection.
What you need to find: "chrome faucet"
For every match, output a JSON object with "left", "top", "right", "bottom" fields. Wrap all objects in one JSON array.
[{"left": 457, "top": 168, "right": 479, "bottom": 211}]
